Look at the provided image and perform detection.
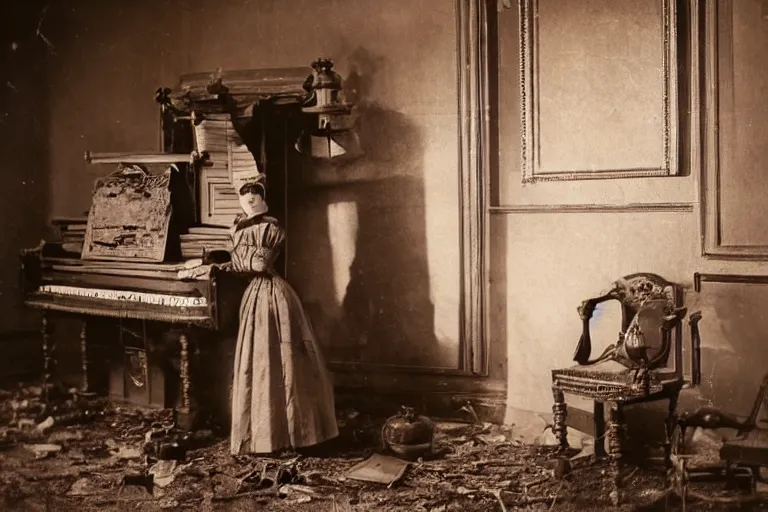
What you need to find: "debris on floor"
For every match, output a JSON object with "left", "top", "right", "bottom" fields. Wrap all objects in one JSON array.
[
  {"left": 346, "top": 453, "right": 409, "bottom": 485},
  {"left": 0, "top": 387, "right": 763, "bottom": 511}
]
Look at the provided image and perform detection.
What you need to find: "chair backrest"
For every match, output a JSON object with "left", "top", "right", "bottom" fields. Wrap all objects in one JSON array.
[
  {"left": 613, "top": 273, "right": 681, "bottom": 332},
  {"left": 614, "top": 274, "right": 684, "bottom": 375}
]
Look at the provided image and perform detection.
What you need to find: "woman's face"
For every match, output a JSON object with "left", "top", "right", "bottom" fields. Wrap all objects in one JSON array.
[{"left": 238, "top": 185, "right": 266, "bottom": 216}]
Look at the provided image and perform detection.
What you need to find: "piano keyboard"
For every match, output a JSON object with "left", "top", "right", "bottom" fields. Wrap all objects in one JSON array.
[{"left": 39, "top": 285, "right": 208, "bottom": 308}]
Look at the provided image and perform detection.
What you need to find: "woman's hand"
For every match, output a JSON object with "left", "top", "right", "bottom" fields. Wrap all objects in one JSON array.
[
  {"left": 178, "top": 264, "right": 210, "bottom": 280},
  {"left": 216, "top": 261, "right": 234, "bottom": 271},
  {"left": 183, "top": 258, "right": 204, "bottom": 269}
]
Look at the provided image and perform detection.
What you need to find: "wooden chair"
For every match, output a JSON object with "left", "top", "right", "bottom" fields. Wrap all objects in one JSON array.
[
  {"left": 550, "top": 273, "right": 694, "bottom": 505},
  {"left": 670, "top": 372, "right": 768, "bottom": 509}
]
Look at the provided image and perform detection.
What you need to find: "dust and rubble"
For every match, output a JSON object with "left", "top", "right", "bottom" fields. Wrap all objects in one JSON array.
[{"left": 0, "top": 384, "right": 758, "bottom": 511}]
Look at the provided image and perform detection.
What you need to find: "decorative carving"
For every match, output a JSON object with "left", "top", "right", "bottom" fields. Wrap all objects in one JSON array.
[
  {"left": 613, "top": 277, "right": 675, "bottom": 309},
  {"left": 179, "top": 331, "right": 190, "bottom": 413},
  {"left": 41, "top": 312, "right": 53, "bottom": 402},
  {"left": 573, "top": 274, "right": 679, "bottom": 365},
  {"left": 82, "top": 166, "right": 173, "bottom": 263},
  {"left": 552, "top": 389, "right": 568, "bottom": 451},
  {"left": 608, "top": 403, "right": 625, "bottom": 506},
  {"left": 552, "top": 274, "right": 698, "bottom": 505},
  {"left": 80, "top": 321, "right": 88, "bottom": 393},
  {"left": 126, "top": 348, "right": 148, "bottom": 388}
]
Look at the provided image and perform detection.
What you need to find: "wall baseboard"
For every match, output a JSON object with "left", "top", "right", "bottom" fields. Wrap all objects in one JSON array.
[{"left": 335, "top": 385, "right": 507, "bottom": 424}]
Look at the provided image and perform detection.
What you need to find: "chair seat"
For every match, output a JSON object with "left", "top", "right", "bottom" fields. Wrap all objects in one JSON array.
[
  {"left": 552, "top": 359, "right": 678, "bottom": 401},
  {"left": 554, "top": 359, "right": 636, "bottom": 381},
  {"left": 721, "top": 428, "right": 768, "bottom": 467}
]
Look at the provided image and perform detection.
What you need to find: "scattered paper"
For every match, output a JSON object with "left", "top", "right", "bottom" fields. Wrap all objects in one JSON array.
[
  {"left": 113, "top": 446, "right": 142, "bottom": 460},
  {"left": 24, "top": 443, "right": 62, "bottom": 459},
  {"left": 36, "top": 415, "right": 54, "bottom": 433},
  {"left": 149, "top": 460, "right": 178, "bottom": 488},
  {"left": 345, "top": 453, "right": 409, "bottom": 485}
]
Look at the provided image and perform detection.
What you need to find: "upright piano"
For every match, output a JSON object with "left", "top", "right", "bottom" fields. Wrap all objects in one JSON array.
[
  {"left": 19, "top": 68, "right": 309, "bottom": 428},
  {"left": 20, "top": 242, "right": 248, "bottom": 427}
]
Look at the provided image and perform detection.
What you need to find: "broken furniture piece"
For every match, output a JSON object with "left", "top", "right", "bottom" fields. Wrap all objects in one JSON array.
[
  {"left": 550, "top": 273, "right": 694, "bottom": 505},
  {"left": 671, "top": 371, "right": 768, "bottom": 508}
]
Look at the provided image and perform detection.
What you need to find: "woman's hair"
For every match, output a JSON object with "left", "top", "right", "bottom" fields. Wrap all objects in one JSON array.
[{"left": 239, "top": 182, "right": 265, "bottom": 198}]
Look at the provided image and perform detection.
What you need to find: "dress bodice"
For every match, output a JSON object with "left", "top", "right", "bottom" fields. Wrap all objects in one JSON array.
[{"left": 230, "top": 216, "right": 285, "bottom": 273}]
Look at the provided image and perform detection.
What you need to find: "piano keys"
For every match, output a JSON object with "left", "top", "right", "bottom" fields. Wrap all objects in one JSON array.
[{"left": 20, "top": 241, "right": 249, "bottom": 428}]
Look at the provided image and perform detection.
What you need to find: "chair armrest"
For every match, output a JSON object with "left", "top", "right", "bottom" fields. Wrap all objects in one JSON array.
[
  {"left": 573, "top": 287, "right": 620, "bottom": 365},
  {"left": 663, "top": 307, "right": 688, "bottom": 331},
  {"left": 645, "top": 307, "right": 688, "bottom": 370},
  {"left": 679, "top": 407, "right": 750, "bottom": 432}
]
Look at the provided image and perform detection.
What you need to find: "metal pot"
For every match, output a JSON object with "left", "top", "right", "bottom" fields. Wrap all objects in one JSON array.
[{"left": 381, "top": 406, "right": 435, "bottom": 460}]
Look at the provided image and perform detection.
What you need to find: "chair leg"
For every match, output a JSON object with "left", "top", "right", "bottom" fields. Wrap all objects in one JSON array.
[
  {"left": 608, "top": 402, "right": 625, "bottom": 506},
  {"left": 552, "top": 388, "right": 569, "bottom": 451},
  {"left": 679, "top": 458, "right": 688, "bottom": 512},
  {"left": 664, "top": 391, "right": 680, "bottom": 469},
  {"left": 594, "top": 401, "right": 606, "bottom": 458}
]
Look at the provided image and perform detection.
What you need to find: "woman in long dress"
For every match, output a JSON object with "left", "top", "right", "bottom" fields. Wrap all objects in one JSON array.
[{"left": 228, "top": 177, "right": 338, "bottom": 455}]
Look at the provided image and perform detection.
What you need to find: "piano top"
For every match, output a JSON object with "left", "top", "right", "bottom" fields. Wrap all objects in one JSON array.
[{"left": 40, "top": 256, "right": 212, "bottom": 280}]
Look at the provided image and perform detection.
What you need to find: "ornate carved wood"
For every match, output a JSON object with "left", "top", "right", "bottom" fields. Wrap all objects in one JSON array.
[
  {"left": 551, "top": 273, "right": 696, "bottom": 506},
  {"left": 82, "top": 166, "right": 174, "bottom": 263}
]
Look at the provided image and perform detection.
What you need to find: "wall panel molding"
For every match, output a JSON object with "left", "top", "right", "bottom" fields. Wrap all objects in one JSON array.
[
  {"left": 518, "top": 0, "right": 680, "bottom": 182},
  {"left": 693, "top": 272, "right": 768, "bottom": 292},
  {"left": 700, "top": 0, "right": 768, "bottom": 260},
  {"left": 490, "top": 202, "right": 694, "bottom": 214}
]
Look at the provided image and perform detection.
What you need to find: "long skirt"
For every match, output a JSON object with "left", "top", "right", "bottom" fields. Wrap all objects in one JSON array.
[{"left": 229, "top": 274, "right": 339, "bottom": 455}]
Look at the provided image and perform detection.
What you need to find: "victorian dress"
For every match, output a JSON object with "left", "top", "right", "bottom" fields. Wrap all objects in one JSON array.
[{"left": 229, "top": 214, "right": 338, "bottom": 454}]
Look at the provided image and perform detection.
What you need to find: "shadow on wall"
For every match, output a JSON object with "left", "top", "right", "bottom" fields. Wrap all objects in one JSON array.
[
  {"left": 289, "top": 46, "right": 444, "bottom": 368},
  {"left": 611, "top": 282, "right": 768, "bottom": 458},
  {"left": 693, "top": 283, "right": 768, "bottom": 416},
  {"left": 0, "top": 3, "right": 51, "bottom": 330},
  {"left": 0, "top": 2, "right": 52, "bottom": 379}
]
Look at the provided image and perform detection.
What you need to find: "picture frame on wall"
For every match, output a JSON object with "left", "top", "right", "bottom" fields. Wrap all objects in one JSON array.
[{"left": 518, "top": 0, "right": 680, "bottom": 182}]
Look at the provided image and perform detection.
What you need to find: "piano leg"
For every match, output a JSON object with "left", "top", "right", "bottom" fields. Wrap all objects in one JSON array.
[
  {"left": 80, "top": 321, "right": 89, "bottom": 393},
  {"left": 41, "top": 312, "right": 55, "bottom": 402},
  {"left": 176, "top": 330, "right": 194, "bottom": 430}
]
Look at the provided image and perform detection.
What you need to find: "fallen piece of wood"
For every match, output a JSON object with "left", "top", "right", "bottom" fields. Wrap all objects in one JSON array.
[
  {"left": 484, "top": 488, "right": 508, "bottom": 512},
  {"left": 211, "top": 487, "right": 278, "bottom": 502},
  {"left": 472, "top": 459, "right": 526, "bottom": 468}
]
